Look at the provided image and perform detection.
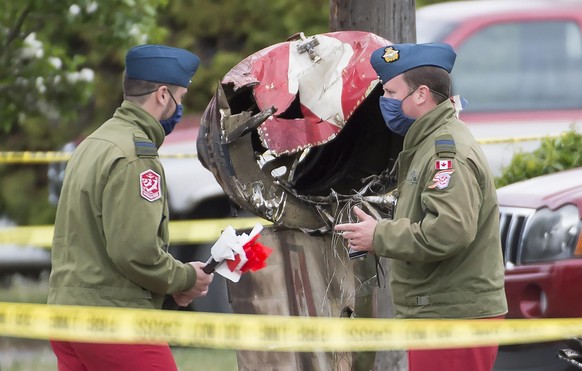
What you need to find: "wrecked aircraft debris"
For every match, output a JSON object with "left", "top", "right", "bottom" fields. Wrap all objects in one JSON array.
[{"left": 197, "top": 31, "right": 403, "bottom": 231}]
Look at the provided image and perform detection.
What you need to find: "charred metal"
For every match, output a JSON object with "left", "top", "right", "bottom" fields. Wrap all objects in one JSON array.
[{"left": 197, "top": 31, "right": 403, "bottom": 232}]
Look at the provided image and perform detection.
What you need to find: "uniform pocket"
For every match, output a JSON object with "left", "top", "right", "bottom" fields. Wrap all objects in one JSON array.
[{"left": 98, "top": 286, "right": 152, "bottom": 300}]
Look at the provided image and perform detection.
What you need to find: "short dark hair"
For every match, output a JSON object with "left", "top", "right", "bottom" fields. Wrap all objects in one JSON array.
[
  {"left": 402, "top": 66, "right": 451, "bottom": 104},
  {"left": 122, "top": 73, "right": 178, "bottom": 104}
]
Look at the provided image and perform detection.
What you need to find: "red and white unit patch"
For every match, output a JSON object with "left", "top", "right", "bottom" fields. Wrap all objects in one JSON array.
[
  {"left": 140, "top": 169, "right": 161, "bottom": 201},
  {"left": 435, "top": 159, "right": 453, "bottom": 170},
  {"left": 429, "top": 169, "right": 455, "bottom": 190}
]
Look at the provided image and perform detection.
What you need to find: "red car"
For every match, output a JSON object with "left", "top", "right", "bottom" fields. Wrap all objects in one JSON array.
[
  {"left": 499, "top": 168, "right": 582, "bottom": 320},
  {"left": 417, "top": 0, "right": 582, "bottom": 176},
  {"left": 494, "top": 167, "right": 582, "bottom": 370}
]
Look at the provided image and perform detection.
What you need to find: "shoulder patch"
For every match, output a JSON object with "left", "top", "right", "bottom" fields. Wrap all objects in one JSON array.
[
  {"left": 435, "top": 134, "right": 456, "bottom": 158},
  {"left": 134, "top": 137, "right": 158, "bottom": 157},
  {"left": 428, "top": 169, "right": 455, "bottom": 190},
  {"left": 140, "top": 169, "right": 162, "bottom": 201},
  {"left": 435, "top": 159, "right": 453, "bottom": 170}
]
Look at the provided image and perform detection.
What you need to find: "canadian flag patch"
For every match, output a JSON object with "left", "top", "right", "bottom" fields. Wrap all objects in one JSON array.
[
  {"left": 435, "top": 159, "right": 453, "bottom": 170},
  {"left": 140, "top": 170, "right": 161, "bottom": 201}
]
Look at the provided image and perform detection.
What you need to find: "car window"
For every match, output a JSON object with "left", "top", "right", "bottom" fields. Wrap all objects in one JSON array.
[
  {"left": 452, "top": 20, "right": 582, "bottom": 112},
  {"left": 416, "top": 19, "right": 457, "bottom": 43}
]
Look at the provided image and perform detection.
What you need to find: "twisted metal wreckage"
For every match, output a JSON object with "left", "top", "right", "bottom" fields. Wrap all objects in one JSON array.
[
  {"left": 197, "top": 31, "right": 406, "bottom": 370},
  {"left": 198, "top": 31, "right": 403, "bottom": 231}
]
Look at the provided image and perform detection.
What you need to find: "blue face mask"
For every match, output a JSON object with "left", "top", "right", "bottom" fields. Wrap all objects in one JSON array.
[
  {"left": 160, "top": 90, "right": 183, "bottom": 135},
  {"left": 379, "top": 91, "right": 416, "bottom": 137}
]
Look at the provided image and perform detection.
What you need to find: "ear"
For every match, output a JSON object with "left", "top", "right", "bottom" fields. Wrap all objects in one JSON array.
[
  {"left": 416, "top": 85, "right": 432, "bottom": 104},
  {"left": 154, "top": 86, "right": 168, "bottom": 104}
]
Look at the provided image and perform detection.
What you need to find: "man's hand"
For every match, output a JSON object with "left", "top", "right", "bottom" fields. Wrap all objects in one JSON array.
[
  {"left": 172, "top": 261, "right": 214, "bottom": 307},
  {"left": 334, "top": 206, "right": 377, "bottom": 252}
]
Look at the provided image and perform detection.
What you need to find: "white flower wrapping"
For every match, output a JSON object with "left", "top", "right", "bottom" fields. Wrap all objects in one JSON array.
[{"left": 210, "top": 223, "right": 264, "bottom": 282}]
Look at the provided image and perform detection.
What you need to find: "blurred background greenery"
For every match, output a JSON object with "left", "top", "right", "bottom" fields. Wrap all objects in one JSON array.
[
  {"left": 1, "top": 0, "right": 331, "bottom": 226},
  {"left": 495, "top": 129, "right": 582, "bottom": 187},
  {"left": 0, "top": 0, "right": 443, "bottom": 227}
]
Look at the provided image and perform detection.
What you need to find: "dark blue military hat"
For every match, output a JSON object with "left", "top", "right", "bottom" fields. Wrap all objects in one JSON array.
[
  {"left": 125, "top": 45, "right": 200, "bottom": 87},
  {"left": 370, "top": 42, "right": 456, "bottom": 83}
]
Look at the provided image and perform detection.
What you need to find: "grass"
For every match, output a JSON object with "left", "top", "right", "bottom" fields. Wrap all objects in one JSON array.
[
  {"left": 0, "top": 337, "right": 57, "bottom": 371},
  {"left": 0, "top": 274, "right": 237, "bottom": 371},
  {"left": 173, "top": 348, "right": 237, "bottom": 371}
]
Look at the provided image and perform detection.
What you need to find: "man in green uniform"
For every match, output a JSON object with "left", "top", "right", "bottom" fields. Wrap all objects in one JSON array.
[
  {"left": 335, "top": 43, "right": 507, "bottom": 371},
  {"left": 48, "top": 45, "right": 213, "bottom": 370}
]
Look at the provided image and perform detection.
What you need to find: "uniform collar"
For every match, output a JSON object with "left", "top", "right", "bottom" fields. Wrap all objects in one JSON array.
[
  {"left": 114, "top": 100, "right": 165, "bottom": 148},
  {"left": 402, "top": 99, "right": 457, "bottom": 150}
]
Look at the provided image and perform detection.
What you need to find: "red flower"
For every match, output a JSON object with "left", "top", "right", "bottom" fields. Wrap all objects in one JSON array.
[{"left": 226, "top": 234, "right": 272, "bottom": 273}]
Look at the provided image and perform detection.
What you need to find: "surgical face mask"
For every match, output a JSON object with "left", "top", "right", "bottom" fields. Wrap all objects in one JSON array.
[
  {"left": 160, "top": 90, "right": 183, "bottom": 135},
  {"left": 379, "top": 89, "right": 416, "bottom": 137}
]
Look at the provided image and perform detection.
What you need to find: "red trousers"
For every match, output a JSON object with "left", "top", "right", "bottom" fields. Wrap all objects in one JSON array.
[
  {"left": 50, "top": 340, "right": 178, "bottom": 371},
  {"left": 408, "top": 344, "right": 499, "bottom": 371},
  {"left": 407, "top": 316, "right": 504, "bottom": 371}
]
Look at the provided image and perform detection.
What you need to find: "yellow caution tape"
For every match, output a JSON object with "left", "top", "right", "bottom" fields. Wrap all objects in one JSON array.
[
  {"left": 0, "top": 225, "right": 55, "bottom": 248},
  {"left": 0, "top": 151, "right": 72, "bottom": 164},
  {"left": 477, "top": 133, "right": 562, "bottom": 145},
  {"left": 0, "top": 133, "right": 559, "bottom": 165},
  {"left": 0, "top": 217, "right": 270, "bottom": 248},
  {"left": 0, "top": 151, "right": 197, "bottom": 164},
  {"left": 170, "top": 218, "right": 271, "bottom": 245},
  {"left": 1, "top": 302, "right": 582, "bottom": 351}
]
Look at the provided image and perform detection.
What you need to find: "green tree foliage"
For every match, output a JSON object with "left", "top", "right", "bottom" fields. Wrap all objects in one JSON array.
[
  {"left": 0, "top": 0, "right": 167, "bottom": 224},
  {"left": 0, "top": 0, "right": 330, "bottom": 225},
  {"left": 495, "top": 129, "right": 582, "bottom": 188},
  {"left": 160, "top": 0, "right": 329, "bottom": 112},
  {"left": 0, "top": 0, "right": 168, "bottom": 134}
]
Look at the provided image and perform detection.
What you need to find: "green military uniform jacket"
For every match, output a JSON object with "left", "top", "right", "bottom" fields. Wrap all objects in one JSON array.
[
  {"left": 48, "top": 101, "right": 196, "bottom": 309},
  {"left": 373, "top": 100, "right": 508, "bottom": 318}
]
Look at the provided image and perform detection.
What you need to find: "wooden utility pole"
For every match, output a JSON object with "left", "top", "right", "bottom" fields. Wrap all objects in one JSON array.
[
  {"left": 329, "top": 0, "right": 416, "bottom": 43},
  {"left": 329, "top": 1, "right": 416, "bottom": 370}
]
